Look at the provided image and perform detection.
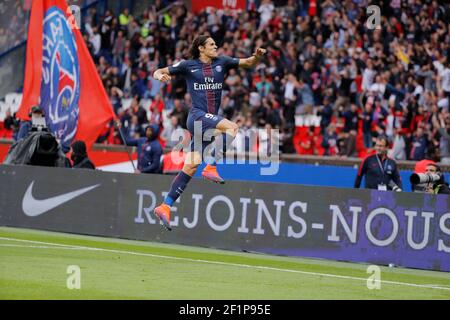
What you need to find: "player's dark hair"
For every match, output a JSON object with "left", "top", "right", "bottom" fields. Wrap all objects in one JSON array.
[{"left": 190, "top": 35, "right": 210, "bottom": 59}]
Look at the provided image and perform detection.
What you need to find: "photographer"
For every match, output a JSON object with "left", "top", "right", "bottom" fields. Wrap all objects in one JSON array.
[
  {"left": 16, "top": 105, "right": 45, "bottom": 141},
  {"left": 354, "top": 136, "right": 403, "bottom": 191},
  {"left": 4, "top": 105, "right": 68, "bottom": 167},
  {"left": 410, "top": 163, "right": 450, "bottom": 194}
]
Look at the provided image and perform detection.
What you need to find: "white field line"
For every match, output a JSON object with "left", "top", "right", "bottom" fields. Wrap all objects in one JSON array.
[
  {"left": 1, "top": 236, "right": 449, "bottom": 292},
  {"left": 0, "top": 244, "right": 93, "bottom": 250}
]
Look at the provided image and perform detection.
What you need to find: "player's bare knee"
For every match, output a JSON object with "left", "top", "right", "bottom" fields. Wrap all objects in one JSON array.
[
  {"left": 183, "top": 163, "right": 199, "bottom": 176},
  {"left": 183, "top": 152, "right": 201, "bottom": 174}
]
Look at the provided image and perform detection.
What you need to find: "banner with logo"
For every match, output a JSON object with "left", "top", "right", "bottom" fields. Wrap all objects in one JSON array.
[
  {"left": 191, "top": 0, "right": 247, "bottom": 14},
  {"left": 0, "top": 164, "right": 449, "bottom": 272},
  {"left": 17, "top": 0, "right": 115, "bottom": 151}
]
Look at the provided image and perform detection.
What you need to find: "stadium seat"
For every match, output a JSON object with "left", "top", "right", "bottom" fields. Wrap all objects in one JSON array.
[
  {"left": 162, "top": 150, "right": 185, "bottom": 174},
  {"left": 4, "top": 93, "right": 22, "bottom": 114},
  {"left": 0, "top": 101, "right": 9, "bottom": 121},
  {"left": 4, "top": 93, "right": 16, "bottom": 105}
]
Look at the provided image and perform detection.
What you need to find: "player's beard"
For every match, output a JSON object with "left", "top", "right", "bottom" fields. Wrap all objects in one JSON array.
[{"left": 207, "top": 50, "right": 218, "bottom": 58}]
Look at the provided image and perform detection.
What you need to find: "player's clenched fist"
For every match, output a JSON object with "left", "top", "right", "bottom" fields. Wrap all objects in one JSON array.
[
  {"left": 254, "top": 48, "right": 267, "bottom": 57},
  {"left": 157, "top": 74, "right": 171, "bottom": 82}
]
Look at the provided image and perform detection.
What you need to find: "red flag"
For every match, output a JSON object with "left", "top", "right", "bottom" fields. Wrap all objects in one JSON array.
[
  {"left": 17, "top": 0, "right": 115, "bottom": 151},
  {"left": 308, "top": 0, "right": 317, "bottom": 16}
]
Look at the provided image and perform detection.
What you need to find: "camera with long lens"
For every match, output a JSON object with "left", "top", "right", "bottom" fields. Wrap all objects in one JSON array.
[
  {"left": 31, "top": 114, "right": 48, "bottom": 132},
  {"left": 388, "top": 180, "right": 402, "bottom": 192},
  {"left": 30, "top": 106, "right": 48, "bottom": 132},
  {"left": 31, "top": 117, "right": 48, "bottom": 131},
  {"left": 410, "top": 173, "right": 441, "bottom": 185}
]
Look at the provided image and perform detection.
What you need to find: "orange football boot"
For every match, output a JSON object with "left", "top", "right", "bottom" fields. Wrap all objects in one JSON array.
[
  {"left": 153, "top": 204, "right": 172, "bottom": 231},
  {"left": 201, "top": 164, "right": 225, "bottom": 184}
]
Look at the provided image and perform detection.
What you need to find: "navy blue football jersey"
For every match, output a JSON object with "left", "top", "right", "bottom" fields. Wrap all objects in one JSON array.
[{"left": 168, "top": 56, "right": 239, "bottom": 114}]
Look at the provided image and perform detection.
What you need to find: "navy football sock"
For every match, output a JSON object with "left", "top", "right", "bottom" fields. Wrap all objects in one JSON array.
[{"left": 164, "top": 171, "right": 192, "bottom": 206}]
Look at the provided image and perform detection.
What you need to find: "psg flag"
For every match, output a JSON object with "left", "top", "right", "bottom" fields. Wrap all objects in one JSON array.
[{"left": 17, "top": 0, "right": 115, "bottom": 150}]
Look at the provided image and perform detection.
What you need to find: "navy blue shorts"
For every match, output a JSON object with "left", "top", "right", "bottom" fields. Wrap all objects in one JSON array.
[{"left": 186, "top": 108, "right": 224, "bottom": 153}]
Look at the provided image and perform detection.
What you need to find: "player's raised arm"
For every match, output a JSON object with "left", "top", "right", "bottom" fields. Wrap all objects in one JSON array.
[
  {"left": 239, "top": 48, "right": 267, "bottom": 69},
  {"left": 153, "top": 67, "right": 171, "bottom": 83}
]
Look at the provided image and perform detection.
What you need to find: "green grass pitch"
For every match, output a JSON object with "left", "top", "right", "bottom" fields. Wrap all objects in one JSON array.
[{"left": 0, "top": 226, "right": 449, "bottom": 299}]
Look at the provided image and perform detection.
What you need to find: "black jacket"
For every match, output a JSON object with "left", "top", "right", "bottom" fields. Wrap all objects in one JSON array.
[
  {"left": 72, "top": 157, "right": 95, "bottom": 170},
  {"left": 354, "top": 154, "right": 402, "bottom": 190}
]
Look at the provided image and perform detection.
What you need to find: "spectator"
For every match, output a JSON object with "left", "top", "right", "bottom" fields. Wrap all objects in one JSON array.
[
  {"left": 259, "top": 123, "right": 277, "bottom": 156},
  {"left": 409, "top": 127, "right": 428, "bottom": 161},
  {"left": 435, "top": 59, "right": 450, "bottom": 105},
  {"left": 148, "top": 100, "right": 162, "bottom": 127},
  {"left": 296, "top": 79, "right": 314, "bottom": 114},
  {"left": 169, "top": 98, "right": 189, "bottom": 129},
  {"left": 322, "top": 124, "right": 339, "bottom": 156},
  {"left": 334, "top": 65, "right": 352, "bottom": 111},
  {"left": 161, "top": 116, "right": 187, "bottom": 149},
  {"left": 147, "top": 68, "right": 164, "bottom": 99},
  {"left": 3, "top": 109, "right": 15, "bottom": 135},
  {"left": 280, "top": 123, "right": 296, "bottom": 154},
  {"left": 130, "top": 73, "right": 147, "bottom": 98},
  {"left": 436, "top": 113, "right": 450, "bottom": 164},
  {"left": 354, "top": 136, "right": 402, "bottom": 191},
  {"left": 423, "top": 163, "right": 450, "bottom": 195},
  {"left": 119, "top": 8, "right": 131, "bottom": 31},
  {"left": 258, "top": 0, "right": 275, "bottom": 29},
  {"left": 255, "top": 73, "right": 272, "bottom": 98},
  {"left": 340, "top": 104, "right": 359, "bottom": 133},
  {"left": 70, "top": 140, "right": 95, "bottom": 169},
  {"left": 129, "top": 96, "right": 148, "bottom": 126},
  {"left": 88, "top": 26, "right": 101, "bottom": 58},
  {"left": 122, "top": 114, "right": 142, "bottom": 141},
  {"left": 317, "top": 97, "right": 333, "bottom": 134},
  {"left": 388, "top": 128, "right": 406, "bottom": 160},
  {"left": 16, "top": 106, "right": 46, "bottom": 141},
  {"left": 119, "top": 123, "right": 162, "bottom": 174},
  {"left": 149, "top": 93, "right": 165, "bottom": 113},
  {"left": 362, "top": 59, "right": 376, "bottom": 92},
  {"left": 109, "top": 86, "right": 123, "bottom": 115},
  {"left": 234, "top": 117, "right": 256, "bottom": 153},
  {"left": 361, "top": 102, "right": 374, "bottom": 148},
  {"left": 282, "top": 97, "right": 296, "bottom": 128},
  {"left": 338, "top": 130, "right": 357, "bottom": 158},
  {"left": 283, "top": 73, "right": 298, "bottom": 103},
  {"left": 112, "top": 30, "right": 125, "bottom": 66}
]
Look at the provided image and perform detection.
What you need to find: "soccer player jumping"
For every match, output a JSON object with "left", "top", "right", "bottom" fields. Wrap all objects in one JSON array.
[{"left": 152, "top": 35, "right": 266, "bottom": 231}]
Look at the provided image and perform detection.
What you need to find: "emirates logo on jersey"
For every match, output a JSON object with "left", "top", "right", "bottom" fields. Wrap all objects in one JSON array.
[{"left": 193, "top": 77, "right": 223, "bottom": 90}]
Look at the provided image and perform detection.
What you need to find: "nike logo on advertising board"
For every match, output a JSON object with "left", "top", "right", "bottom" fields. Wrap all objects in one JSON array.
[{"left": 22, "top": 181, "right": 100, "bottom": 217}]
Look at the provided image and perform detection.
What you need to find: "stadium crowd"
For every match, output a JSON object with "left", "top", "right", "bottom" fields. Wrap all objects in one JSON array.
[
  {"left": 0, "top": 0, "right": 28, "bottom": 52},
  {"left": 2, "top": 0, "right": 450, "bottom": 163}
]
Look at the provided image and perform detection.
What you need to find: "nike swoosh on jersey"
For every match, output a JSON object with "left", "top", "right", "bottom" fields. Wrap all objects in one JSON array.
[{"left": 22, "top": 181, "right": 100, "bottom": 217}]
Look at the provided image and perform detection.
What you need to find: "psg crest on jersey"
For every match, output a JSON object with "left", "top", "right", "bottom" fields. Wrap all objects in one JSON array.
[{"left": 40, "top": 6, "right": 80, "bottom": 149}]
